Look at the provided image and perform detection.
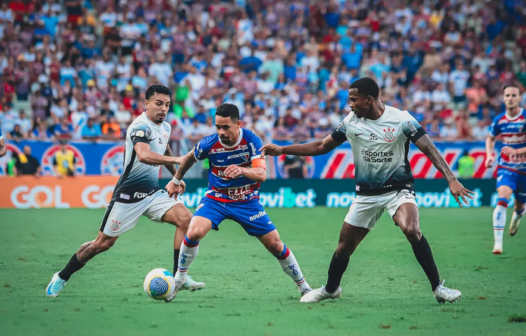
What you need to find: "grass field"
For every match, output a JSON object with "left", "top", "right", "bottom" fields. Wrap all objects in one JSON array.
[{"left": 1, "top": 207, "right": 526, "bottom": 336}]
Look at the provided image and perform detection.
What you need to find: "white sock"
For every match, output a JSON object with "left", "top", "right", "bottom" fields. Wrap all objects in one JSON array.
[
  {"left": 276, "top": 246, "right": 310, "bottom": 291},
  {"left": 174, "top": 235, "right": 200, "bottom": 283},
  {"left": 493, "top": 200, "right": 507, "bottom": 247},
  {"left": 512, "top": 207, "right": 525, "bottom": 222}
]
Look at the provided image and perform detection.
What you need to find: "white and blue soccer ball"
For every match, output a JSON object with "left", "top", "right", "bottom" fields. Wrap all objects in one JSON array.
[{"left": 143, "top": 268, "right": 175, "bottom": 300}]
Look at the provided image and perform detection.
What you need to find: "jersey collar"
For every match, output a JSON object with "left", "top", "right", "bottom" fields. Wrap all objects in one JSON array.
[
  {"left": 219, "top": 128, "right": 243, "bottom": 148},
  {"left": 505, "top": 108, "right": 523, "bottom": 121}
]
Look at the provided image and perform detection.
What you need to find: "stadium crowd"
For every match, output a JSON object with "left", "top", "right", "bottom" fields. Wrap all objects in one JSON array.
[{"left": 0, "top": 0, "right": 525, "bottom": 148}]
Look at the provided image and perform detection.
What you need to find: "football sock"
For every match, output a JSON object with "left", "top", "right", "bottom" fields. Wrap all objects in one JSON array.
[
  {"left": 512, "top": 207, "right": 525, "bottom": 222},
  {"left": 174, "top": 235, "right": 199, "bottom": 282},
  {"left": 410, "top": 235, "right": 440, "bottom": 291},
  {"left": 493, "top": 198, "right": 507, "bottom": 247},
  {"left": 325, "top": 253, "right": 350, "bottom": 293},
  {"left": 173, "top": 249, "right": 180, "bottom": 276},
  {"left": 275, "top": 245, "right": 310, "bottom": 291},
  {"left": 58, "top": 254, "right": 85, "bottom": 281}
]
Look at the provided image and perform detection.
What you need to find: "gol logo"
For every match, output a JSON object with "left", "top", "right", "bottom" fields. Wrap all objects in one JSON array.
[
  {"left": 41, "top": 144, "right": 86, "bottom": 176},
  {"left": 81, "top": 185, "right": 115, "bottom": 208},
  {"left": 0, "top": 144, "right": 22, "bottom": 176},
  {"left": 11, "top": 185, "right": 70, "bottom": 209}
]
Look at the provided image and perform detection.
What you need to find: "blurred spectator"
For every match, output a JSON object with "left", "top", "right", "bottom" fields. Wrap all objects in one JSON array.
[
  {"left": 283, "top": 154, "right": 306, "bottom": 179},
  {"left": 9, "top": 124, "right": 24, "bottom": 140},
  {"left": 32, "top": 118, "right": 52, "bottom": 140},
  {"left": 54, "top": 118, "right": 73, "bottom": 139},
  {"left": 53, "top": 141, "right": 76, "bottom": 177},
  {"left": 15, "top": 145, "right": 40, "bottom": 177},
  {"left": 102, "top": 116, "right": 121, "bottom": 139},
  {"left": 81, "top": 118, "right": 102, "bottom": 140},
  {"left": 457, "top": 151, "right": 475, "bottom": 179}
]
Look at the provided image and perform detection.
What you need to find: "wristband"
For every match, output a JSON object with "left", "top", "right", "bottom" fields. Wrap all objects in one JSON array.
[{"left": 172, "top": 177, "right": 182, "bottom": 185}]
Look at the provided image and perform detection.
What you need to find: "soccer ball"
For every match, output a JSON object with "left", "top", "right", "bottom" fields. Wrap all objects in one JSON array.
[{"left": 143, "top": 268, "right": 175, "bottom": 300}]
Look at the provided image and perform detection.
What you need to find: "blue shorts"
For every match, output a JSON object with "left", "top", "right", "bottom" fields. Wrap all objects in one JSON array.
[
  {"left": 194, "top": 197, "right": 276, "bottom": 237},
  {"left": 496, "top": 168, "right": 526, "bottom": 204}
]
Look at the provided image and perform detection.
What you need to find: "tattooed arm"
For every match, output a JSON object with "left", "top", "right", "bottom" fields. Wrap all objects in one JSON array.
[
  {"left": 166, "top": 150, "right": 197, "bottom": 198},
  {"left": 164, "top": 145, "right": 177, "bottom": 176},
  {"left": 414, "top": 134, "right": 474, "bottom": 205}
]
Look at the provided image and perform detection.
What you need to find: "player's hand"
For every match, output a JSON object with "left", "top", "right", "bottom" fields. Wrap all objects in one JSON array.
[
  {"left": 166, "top": 181, "right": 183, "bottom": 199},
  {"left": 179, "top": 180, "right": 186, "bottom": 195},
  {"left": 485, "top": 154, "right": 495, "bottom": 168},
  {"left": 224, "top": 165, "right": 245, "bottom": 178},
  {"left": 260, "top": 143, "right": 282, "bottom": 157},
  {"left": 501, "top": 147, "right": 517, "bottom": 156},
  {"left": 448, "top": 178, "right": 475, "bottom": 206}
]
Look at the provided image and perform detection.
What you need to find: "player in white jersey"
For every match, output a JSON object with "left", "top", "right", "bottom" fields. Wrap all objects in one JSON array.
[
  {"left": 45, "top": 85, "right": 204, "bottom": 298},
  {"left": 262, "top": 78, "right": 473, "bottom": 304}
]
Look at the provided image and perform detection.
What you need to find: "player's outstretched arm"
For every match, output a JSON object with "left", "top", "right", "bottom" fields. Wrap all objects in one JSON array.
[
  {"left": 134, "top": 142, "right": 180, "bottom": 166},
  {"left": 485, "top": 136, "right": 496, "bottom": 167},
  {"left": 163, "top": 145, "right": 178, "bottom": 176},
  {"left": 414, "top": 134, "right": 474, "bottom": 206},
  {"left": 260, "top": 135, "right": 343, "bottom": 157},
  {"left": 166, "top": 150, "right": 197, "bottom": 198},
  {"left": 0, "top": 138, "right": 6, "bottom": 157}
]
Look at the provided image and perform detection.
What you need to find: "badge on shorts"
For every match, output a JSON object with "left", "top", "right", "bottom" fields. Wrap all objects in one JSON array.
[{"left": 110, "top": 219, "right": 121, "bottom": 231}]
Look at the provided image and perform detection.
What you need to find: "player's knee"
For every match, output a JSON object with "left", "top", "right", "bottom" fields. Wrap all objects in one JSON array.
[
  {"left": 186, "top": 225, "right": 205, "bottom": 241},
  {"left": 268, "top": 239, "right": 284, "bottom": 256},
  {"left": 402, "top": 223, "right": 422, "bottom": 243}
]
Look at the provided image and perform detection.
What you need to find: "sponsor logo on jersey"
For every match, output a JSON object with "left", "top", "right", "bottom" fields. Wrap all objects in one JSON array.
[
  {"left": 120, "top": 193, "right": 130, "bottom": 200},
  {"left": 361, "top": 149, "right": 394, "bottom": 163},
  {"left": 41, "top": 144, "right": 86, "bottom": 176},
  {"left": 383, "top": 128, "right": 396, "bottom": 143},
  {"left": 369, "top": 133, "right": 379, "bottom": 141},
  {"left": 110, "top": 219, "right": 121, "bottom": 231},
  {"left": 210, "top": 144, "right": 248, "bottom": 154},
  {"left": 501, "top": 133, "right": 526, "bottom": 145},
  {"left": 0, "top": 143, "right": 22, "bottom": 176},
  {"left": 227, "top": 152, "right": 250, "bottom": 161},
  {"left": 101, "top": 145, "right": 125, "bottom": 176},
  {"left": 406, "top": 121, "right": 418, "bottom": 137},
  {"left": 249, "top": 210, "right": 267, "bottom": 221},
  {"left": 249, "top": 142, "right": 257, "bottom": 156},
  {"left": 133, "top": 192, "right": 149, "bottom": 199}
]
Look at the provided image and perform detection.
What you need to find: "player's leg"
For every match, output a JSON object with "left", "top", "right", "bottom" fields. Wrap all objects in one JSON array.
[
  {"left": 509, "top": 176, "right": 526, "bottom": 236},
  {"left": 493, "top": 169, "right": 516, "bottom": 253},
  {"left": 393, "top": 203, "right": 461, "bottom": 303},
  {"left": 46, "top": 201, "right": 141, "bottom": 297},
  {"left": 257, "top": 229, "right": 312, "bottom": 296},
  {"left": 301, "top": 196, "right": 381, "bottom": 303}
]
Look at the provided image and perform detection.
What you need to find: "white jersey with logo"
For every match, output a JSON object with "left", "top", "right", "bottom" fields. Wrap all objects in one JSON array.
[
  {"left": 332, "top": 105, "right": 426, "bottom": 195},
  {"left": 111, "top": 112, "right": 171, "bottom": 203}
]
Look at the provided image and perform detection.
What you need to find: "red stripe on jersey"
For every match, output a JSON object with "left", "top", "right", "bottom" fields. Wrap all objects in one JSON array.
[
  {"left": 210, "top": 138, "right": 248, "bottom": 154},
  {"left": 205, "top": 194, "right": 259, "bottom": 203}
]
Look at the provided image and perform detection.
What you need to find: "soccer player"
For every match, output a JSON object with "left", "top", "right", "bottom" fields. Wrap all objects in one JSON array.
[
  {"left": 164, "top": 103, "right": 311, "bottom": 302},
  {"left": 485, "top": 84, "right": 526, "bottom": 254},
  {"left": 0, "top": 128, "right": 6, "bottom": 157},
  {"left": 262, "top": 78, "right": 473, "bottom": 304},
  {"left": 45, "top": 85, "right": 204, "bottom": 297}
]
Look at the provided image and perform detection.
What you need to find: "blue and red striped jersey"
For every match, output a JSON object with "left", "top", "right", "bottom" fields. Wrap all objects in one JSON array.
[
  {"left": 489, "top": 108, "right": 526, "bottom": 173},
  {"left": 194, "top": 128, "right": 264, "bottom": 202}
]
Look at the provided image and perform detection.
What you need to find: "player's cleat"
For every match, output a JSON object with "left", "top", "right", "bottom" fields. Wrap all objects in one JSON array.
[
  {"left": 509, "top": 214, "right": 521, "bottom": 236},
  {"left": 434, "top": 280, "right": 461, "bottom": 304},
  {"left": 493, "top": 242, "right": 503, "bottom": 255},
  {"left": 300, "top": 286, "right": 342, "bottom": 303},
  {"left": 45, "top": 272, "right": 66, "bottom": 297},
  {"left": 299, "top": 286, "right": 312, "bottom": 297},
  {"left": 164, "top": 280, "right": 185, "bottom": 302},
  {"left": 181, "top": 275, "right": 205, "bottom": 291}
]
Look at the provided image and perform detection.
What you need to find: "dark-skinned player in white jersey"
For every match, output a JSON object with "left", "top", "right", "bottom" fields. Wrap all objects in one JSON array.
[{"left": 262, "top": 78, "right": 474, "bottom": 304}]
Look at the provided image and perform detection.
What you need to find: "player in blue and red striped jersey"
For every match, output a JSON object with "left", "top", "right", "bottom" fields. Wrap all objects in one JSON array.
[
  {"left": 486, "top": 84, "right": 526, "bottom": 254},
  {"left": 164, "top": 103, "right": 311, "bottom": 301}
]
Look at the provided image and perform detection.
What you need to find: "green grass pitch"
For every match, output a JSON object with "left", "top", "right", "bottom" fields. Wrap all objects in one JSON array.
[{"left": 1, "top": 207, "right": 526, "bottom": 336}]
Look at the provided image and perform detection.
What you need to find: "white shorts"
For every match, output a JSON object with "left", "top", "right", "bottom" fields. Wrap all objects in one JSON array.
[
  {"left": 100, "top": 190, "right": 183, "bottom": 237},
  {"left": 344, "top": 190, "right": 418, "bottom": 230}
]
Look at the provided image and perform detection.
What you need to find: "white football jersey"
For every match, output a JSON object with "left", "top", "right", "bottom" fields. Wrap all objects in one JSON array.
[
  {"left": 332, "top": 105, "right": 426, "bottom": 195},
  {"left": 112, "top": 112, "right": 171, "bottom": 203}
]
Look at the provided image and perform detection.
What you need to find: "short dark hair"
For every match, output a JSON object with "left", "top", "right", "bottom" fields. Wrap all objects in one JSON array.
[
  {"left": 503, "top": 84, "right": 520, "bottom": 93},
  {"left": 145, "top": 84, "right": 171, "bottom": 100},
  {"left": 215, "top": 103, "right": 239, "bottom": 121},
  {"left": 349, "top": 77, "right": 380, "bottom": 99}
]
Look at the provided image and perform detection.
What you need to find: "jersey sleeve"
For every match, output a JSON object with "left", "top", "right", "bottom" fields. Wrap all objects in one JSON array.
[
  {"left": 330, "top": 116, "right": 349, "bottom": 143},
  {"left": 130, "top": 122, "right": 152, "bottom": 145},
  {"left": 401, "top": 112, "right": 427, "bottom": 143},
  {"left": 488, "top": 115, "right": 501, "bottom": 137},
  {"left": 247, "top": 132, "right": 264, "bottom": 160},
  {"left": 193, "top": 135, "right": 215, "bottom": 161}
]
